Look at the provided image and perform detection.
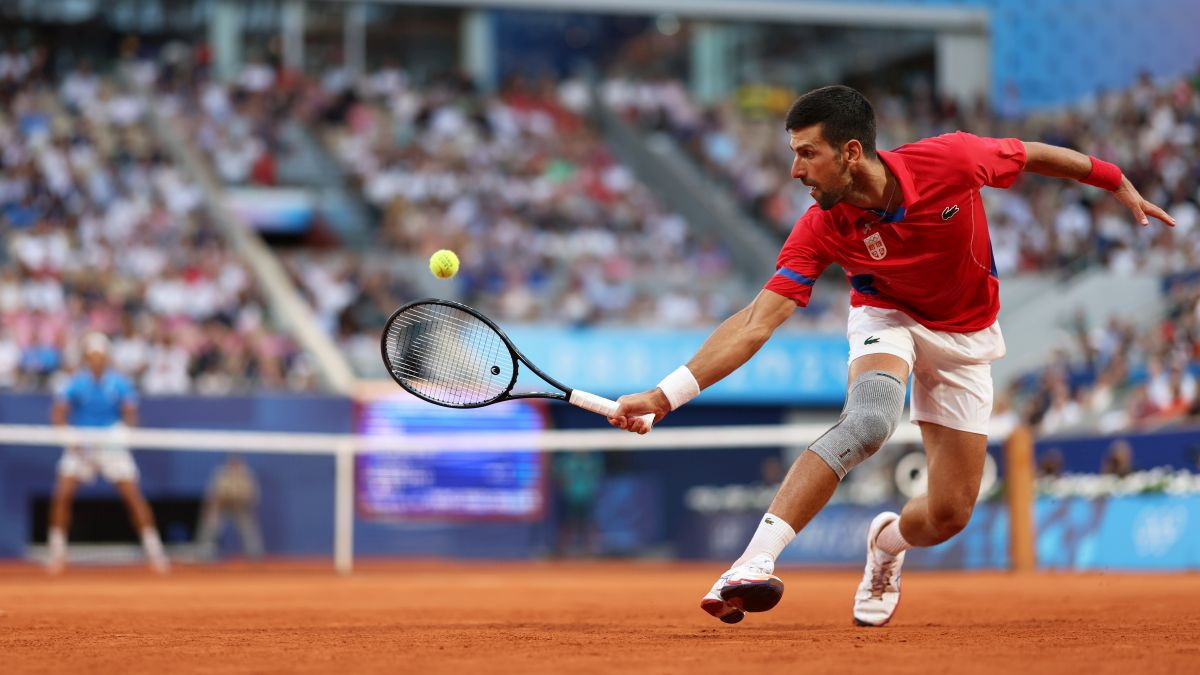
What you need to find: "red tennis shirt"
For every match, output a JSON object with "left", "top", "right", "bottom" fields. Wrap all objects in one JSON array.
[{"left": 765, "top": 131, "right": 1027, "bottom": 333}]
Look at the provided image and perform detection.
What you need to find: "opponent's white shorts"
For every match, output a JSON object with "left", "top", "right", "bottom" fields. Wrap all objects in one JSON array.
[
  {"left": 58, "top": 444, "right": 140, "bottom": 483},
  {"left": 846, "top": 306, "right": 1006, "bottom": 435}
]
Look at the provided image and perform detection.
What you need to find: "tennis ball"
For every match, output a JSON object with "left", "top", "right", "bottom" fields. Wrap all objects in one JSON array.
[{"left": 429, "top": 249, "right": 459, "bottom": 279}]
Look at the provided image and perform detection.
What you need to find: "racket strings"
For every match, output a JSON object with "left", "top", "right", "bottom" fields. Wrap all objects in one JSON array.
[
  {"left": 387, "top": 313, "right": 502, "bottom": 403},
  {"left": 384, "top": 304, "right": 514, "bottom": 406}
]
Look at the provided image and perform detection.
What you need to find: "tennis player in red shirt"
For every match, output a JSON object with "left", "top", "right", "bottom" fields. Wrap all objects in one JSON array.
[{"left": 609, "top": 85, "right": 1174, "bottom": 627}]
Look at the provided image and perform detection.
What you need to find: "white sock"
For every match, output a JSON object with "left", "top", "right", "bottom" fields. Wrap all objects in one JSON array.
[
  {"left": 733, "top": 513, "right": 796, "bottom": 567},
  {"left": 875, "top": 519, "right": 911, "bottom": 557},
  {"left": 49, "top": 527, "right": 67, "bottom": 561},
  {"left": 141, "top": 528, "right": 166, "bottom": 561}
]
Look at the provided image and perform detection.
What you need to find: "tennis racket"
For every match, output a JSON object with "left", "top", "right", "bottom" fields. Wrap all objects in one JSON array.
[{"left": 380, "top": 299, "right": 653, "bottom": 429}]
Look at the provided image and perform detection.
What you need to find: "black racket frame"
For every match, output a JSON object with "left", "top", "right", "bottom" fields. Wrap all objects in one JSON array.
[{"left": 380, "top": 298, "right": 575, "bottom": 409}]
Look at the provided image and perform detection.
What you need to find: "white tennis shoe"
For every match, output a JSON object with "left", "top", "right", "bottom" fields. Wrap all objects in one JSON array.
[
  {"left": 700, "top": 553, "right": 785, "bottom": 624},
  {"left": 853, "top": 511, "right": 905, "bottom": 627}
]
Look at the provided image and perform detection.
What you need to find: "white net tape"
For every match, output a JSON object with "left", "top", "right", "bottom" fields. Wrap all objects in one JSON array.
[{"left": 0, "top": 422, "right": 923, "bottom": 454}]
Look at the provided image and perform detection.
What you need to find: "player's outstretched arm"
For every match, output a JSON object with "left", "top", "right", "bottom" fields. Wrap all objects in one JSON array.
[
  {"left": 1022, "top": 141, "right": 1176, "bottom": 227},
  {"left": 609, "top": 289, "right": 797, "bottom": 434}
]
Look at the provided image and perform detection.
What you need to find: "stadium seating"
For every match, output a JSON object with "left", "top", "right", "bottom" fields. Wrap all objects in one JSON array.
[
  {"left": 610, "top": 71, "right": 1200, "bottom": 279},
  {"left": 171, "top": 61, "right": 744, "bottom": 331},
  {"left": 1017, "top": 275, "right": 1200, "bottom": 436},
  {"left": 0, "top": 53, "right": 313, "bottom": 393}
]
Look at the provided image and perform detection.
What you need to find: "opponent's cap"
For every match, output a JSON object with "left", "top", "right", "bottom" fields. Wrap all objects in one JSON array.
[{"left": 83, "top": 332, "right": 110, "bottom": 355}]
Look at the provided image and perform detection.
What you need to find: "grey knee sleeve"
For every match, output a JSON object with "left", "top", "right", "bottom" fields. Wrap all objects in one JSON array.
[{"left": 808, "top": 371, "right": 905, "bottom": 479}]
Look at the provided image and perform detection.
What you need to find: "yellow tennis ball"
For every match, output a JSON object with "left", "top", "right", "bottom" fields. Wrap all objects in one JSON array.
[{"left": 429, "top": 249, "right": 459, "bottom": 279}]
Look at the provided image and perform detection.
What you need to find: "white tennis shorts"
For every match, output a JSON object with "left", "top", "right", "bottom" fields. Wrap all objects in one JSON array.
[
  {"left": 58, "top": 441, "right": 139, "bottom": 484},
  {"left": 846, "top": 306, "right": 1006, "bottom": 435}
]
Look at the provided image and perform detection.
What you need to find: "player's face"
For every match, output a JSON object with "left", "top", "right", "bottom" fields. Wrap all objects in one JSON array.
[
  {"left": 789, "top": 125, "right": 853, "bottom": 210},
  {"left": 85, "top": 350, "right": 106, "bottom": 371}
]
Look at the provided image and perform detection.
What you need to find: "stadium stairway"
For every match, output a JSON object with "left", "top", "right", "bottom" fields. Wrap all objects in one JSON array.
[
  {"left": 277, "top": 120, "right": 377, "bottom": 251},
  {"left": 992, "top": 269, "right": 1163, "bottom": 390},
  {"left": 592, "top": 94, "right": 778, "bottom": 285},
  {"left": 272, "top": 119, "right": 466, "bottom": 303},
  {"left": 996, "top": 273, "right": 1053, "bottom": 313}
]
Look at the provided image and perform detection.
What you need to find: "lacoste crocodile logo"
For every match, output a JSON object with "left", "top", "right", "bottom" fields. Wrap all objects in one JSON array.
[
  {"left": 942, "top": 205, "right": 960, "bottom": 220},
  {"left": 864, "top": 336, "right": 881, "bottom": 345}
]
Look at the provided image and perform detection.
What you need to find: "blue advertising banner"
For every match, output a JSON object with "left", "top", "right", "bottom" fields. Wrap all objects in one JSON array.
[
  {"left": 506, "top": 327, "right": 849, "bottom": 405},
  {"left": 1036, "top": 494, "right": 1200, "bottom": 570},
  {"left": 684, "top": 494, "right": 1200, "bottom": 570}
]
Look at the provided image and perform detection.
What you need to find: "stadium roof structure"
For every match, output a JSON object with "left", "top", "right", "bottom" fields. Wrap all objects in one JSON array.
[{"left": 331, "top": 0, "right": 990, "bottom": 32}]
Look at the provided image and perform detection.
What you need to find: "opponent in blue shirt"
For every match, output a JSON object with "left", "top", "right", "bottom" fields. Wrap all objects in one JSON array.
[
  {"left": 57, "top": 356, "right": 137, "bottom": 427},
  {"left": 47, "top": 333, "right": 168, "bottom": 575}
]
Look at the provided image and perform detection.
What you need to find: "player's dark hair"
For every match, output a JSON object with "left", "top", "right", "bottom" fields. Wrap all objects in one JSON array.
[{"left": 784, "top": 85, "right": 877, "bottom": 157}]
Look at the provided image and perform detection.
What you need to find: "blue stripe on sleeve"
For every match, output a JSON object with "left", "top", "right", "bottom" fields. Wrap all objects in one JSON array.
[{"left": 775, "top": 267, "right": 816, "bottom": 286}]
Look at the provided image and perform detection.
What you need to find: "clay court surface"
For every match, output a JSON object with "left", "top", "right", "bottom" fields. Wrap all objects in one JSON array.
[{"left": 1, "top": 562, "right": 1198, "bottom": 674}]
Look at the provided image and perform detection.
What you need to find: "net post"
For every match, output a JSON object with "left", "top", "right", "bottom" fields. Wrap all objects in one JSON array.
[
  {"left": 1005, "top": 424, "right": 1036, "bottom": 572},
  {"left": 334, "top": 441, "right": 354, "bottom": 575}
]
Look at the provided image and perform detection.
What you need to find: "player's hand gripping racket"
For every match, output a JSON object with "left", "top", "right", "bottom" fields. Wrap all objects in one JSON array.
[{"left": 381, "top": 299, "right": 654, "bottom": 430}]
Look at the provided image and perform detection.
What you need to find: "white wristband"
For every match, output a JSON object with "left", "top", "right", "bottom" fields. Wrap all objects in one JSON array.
[{"left": 656, "top": 366, "right": 700, "bottom": 410}]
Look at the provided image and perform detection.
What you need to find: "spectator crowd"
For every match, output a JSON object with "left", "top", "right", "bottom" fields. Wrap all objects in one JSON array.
[
  {"left": 160, "top": 49, "right": 1200, "bottom": 407},
  {"left": 0, "top": 47, "right": 313, "bottom": 393},
  {"left": 16, "top": 34, "right": 1199, "bottom": 424},
  {"left": 1010, "top": 275, "right": 1200, "bottom": 437},
  {"left": 153, "top": 51, "right": 750, "bottom": 375},
  {"left": 608, "top": 68, "right": 1200, "bottom": 279}
]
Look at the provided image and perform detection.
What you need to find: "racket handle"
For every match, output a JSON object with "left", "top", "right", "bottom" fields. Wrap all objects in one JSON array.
[{"left": 568, "top": 389, "right": 655, "bottom": 432}]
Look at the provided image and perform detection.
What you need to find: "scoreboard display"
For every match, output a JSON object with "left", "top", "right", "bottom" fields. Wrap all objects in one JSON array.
[{"left": 355, "top": 394, "right": 546, "bottom": 520}]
